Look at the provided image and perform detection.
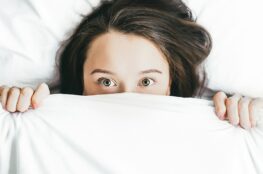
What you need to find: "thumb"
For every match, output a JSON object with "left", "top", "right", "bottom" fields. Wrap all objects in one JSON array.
[
  {"left": 31, "top": 83, "right": 50, "bottom": 109},
  {"left": 250, "top": 98, "right": 263, "bottom": 126},
  {"left": 213, "top": 91, "right": 228, "bottom": 120}
]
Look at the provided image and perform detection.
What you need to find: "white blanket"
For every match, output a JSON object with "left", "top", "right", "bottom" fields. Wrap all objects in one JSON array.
[{"left": 0, "top": 93, "right": 263, "bottom": 174}]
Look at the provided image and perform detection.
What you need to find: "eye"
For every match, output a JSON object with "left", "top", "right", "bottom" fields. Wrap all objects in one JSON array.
[
  {"left": 139, "top": 78, "right": 155, "bottom": 87},
  {"left": 97, "top": 78, "right": 117, "bottom": 87}
]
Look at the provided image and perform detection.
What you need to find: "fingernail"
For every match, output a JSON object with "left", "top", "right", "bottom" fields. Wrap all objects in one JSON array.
[
  {"left": 32, "top": 103, "right": 38, "bottom": 109},
  {"left": 245, "top": 125, "right": 251, "bottom": 130},
  {"left": 218, "top": 112, "right": 224, "bottom": 120}
]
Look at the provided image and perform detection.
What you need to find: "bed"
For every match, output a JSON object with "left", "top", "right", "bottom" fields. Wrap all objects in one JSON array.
[
  {"left": 0, "top": 0, "right": 263, "bottom": 173},
  {"left": 1, "top": 93, "right": 263, "bottom": 174}
]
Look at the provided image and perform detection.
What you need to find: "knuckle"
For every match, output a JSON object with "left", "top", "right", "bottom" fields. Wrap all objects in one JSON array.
[
  {"left": 3, "top": 87, "right": 10, "bottom": 91},
  {"left": 218, "top": 91, "right": 227, "bottom": 98},
  {"left": 239, "top": 99, "right": 247, "bottom": 106},
  {"left": 240, "top": 95, "right": 252, "bottom": 105},
  {"left": 239, "top": 99, "right": 247, "bottom": 110},
  {"left": 233, "top": 93, "right": 242, "bottom": 98},
  {"left": 40, "top": 83, "right": 48, "bottom": 89},
  {"left": 2, "top": 87, "right": 10, "bottom": 94},
  {"left": 9, "top": 88, "right": 20, "bottom": 95},
  {"left": 248, "top": 100, "right": 257, "bottom": 112},
  {"left": 39, "top": 83, "right": 50, "bottom": 93},
  {"left": 213, "top": 91, "right": 225, "bottom": 100},
  {"left": 40, "top": 83, "right": 47, "bottom": 86},
  {"left": 21, "top": 87, "right": 33, "bottom": 96},
  {"left": 226, "top": 98, "right": 234, "bottom": 105}
]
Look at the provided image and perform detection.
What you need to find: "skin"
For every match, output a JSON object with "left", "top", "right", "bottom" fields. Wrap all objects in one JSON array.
[
  {"left": 0, "top": 31, "right": 262, "bottom": 130},
  {"left": 0, "top": 83, "right": 50, "bottom": 112},
  {"left": 83, "top": 30, "right": 171, "bottom": 96}
]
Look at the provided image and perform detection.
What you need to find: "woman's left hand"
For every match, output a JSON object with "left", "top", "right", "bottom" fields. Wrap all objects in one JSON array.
[{"left": 213, "top": 92, "right": 263, "bottom": 129}]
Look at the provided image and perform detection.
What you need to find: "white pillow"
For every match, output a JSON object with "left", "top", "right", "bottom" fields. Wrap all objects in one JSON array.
[
  {"left": 0, "top": 0, "right": 96, "bottom": 89},
  {"left": 186, "top": 0, "right": 263, "bottom": 98}
]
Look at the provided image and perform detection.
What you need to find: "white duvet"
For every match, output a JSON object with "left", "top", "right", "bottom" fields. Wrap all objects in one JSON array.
[{"left": 0, "top": 93, "right": 263, "bottom": 174}]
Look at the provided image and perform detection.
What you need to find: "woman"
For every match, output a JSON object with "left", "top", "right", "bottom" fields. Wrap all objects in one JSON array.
[{"left": 0, "top": 0, "right": 262, "bottom": 129}]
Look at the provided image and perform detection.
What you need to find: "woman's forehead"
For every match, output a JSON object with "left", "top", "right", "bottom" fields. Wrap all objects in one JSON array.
[{"left": 85, "top": 30, "right": 169, "bottom": 71}]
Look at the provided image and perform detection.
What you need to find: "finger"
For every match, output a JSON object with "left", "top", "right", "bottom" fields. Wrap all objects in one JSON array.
[
  {"left": 31, "top": 83, "right": 50, "bottom": 109},
  {"left": 249, "top": 98, "right": 263, "bottom": 127},
  {"left": 226, "top": 93, "right": 242, "bottom": 125},
  {"left": 17, "top": 87, "right": 34, "bottom": 112},
  {"left": 213, "top": 91, "right": 228, "bottom": 120},
  {"left": 0, "top": 86, "right": 10, "bottom": 109},
  {"left": 0, "top": 86, "right": 3, "bottom": 95},
  {"left": 6, "top": 87, "right": 20, "bottom": 112},
  {"left": 238, "top": 97, "right": 252, "bottom": 130}
]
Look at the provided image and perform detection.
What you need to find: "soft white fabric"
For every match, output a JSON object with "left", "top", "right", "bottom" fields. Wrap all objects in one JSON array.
[
  {"left": 1, "top": 93, "right": 263, "bottom": 174},
  {"left": 185, "top": 0, "right": 263, "bottom": 98},
  {"left": 0, "top": 0, "right": 94, "bottom": 88}
]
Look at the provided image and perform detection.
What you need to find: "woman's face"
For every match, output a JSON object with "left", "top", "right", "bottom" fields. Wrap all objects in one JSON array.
[{"left": 83, "top": 30, "right": 171, "bottom": 96}]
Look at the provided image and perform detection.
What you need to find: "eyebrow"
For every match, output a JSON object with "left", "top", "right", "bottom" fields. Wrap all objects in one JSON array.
[{"left": 90, "top": 69, "right": 163, "bottom": 75}]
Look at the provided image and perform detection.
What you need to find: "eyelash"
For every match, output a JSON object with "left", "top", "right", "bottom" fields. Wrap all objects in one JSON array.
[{"left": 97, "top": 77, "right": 156, "bottom": 87}]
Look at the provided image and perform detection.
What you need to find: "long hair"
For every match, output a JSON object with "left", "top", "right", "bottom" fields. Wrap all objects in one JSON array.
[{"left": 57, "top": 0, "right": 212, "bottom": 97}]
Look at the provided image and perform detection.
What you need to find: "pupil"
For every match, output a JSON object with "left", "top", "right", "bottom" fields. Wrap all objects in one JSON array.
[
  {"left": 103, "top": 80, "right": 110, "bottom": 86},
  {"left": 143, "top": 79, "right": 150, "bottom": 86}
]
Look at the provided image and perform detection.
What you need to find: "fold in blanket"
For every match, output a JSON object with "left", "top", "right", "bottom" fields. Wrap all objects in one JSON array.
[{"left": 0, "top": 93, "right": 263, "bottom": 174}]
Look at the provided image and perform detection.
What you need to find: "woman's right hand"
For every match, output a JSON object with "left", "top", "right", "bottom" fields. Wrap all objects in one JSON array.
[{"left": 0, "top": 83, "right": 50, "bottom": 113}]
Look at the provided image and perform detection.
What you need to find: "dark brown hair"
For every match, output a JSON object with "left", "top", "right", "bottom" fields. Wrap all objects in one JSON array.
[{"left": 57, "top": 0, "right": 212, "bottom": 97}]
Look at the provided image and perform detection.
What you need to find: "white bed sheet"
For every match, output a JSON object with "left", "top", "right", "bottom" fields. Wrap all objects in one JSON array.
[{"left": 0, "top": 93, "right": 263, "bottom": 174}]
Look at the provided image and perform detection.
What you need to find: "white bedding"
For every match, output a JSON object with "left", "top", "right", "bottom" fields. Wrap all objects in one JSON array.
[{"left": 1, "top": 93, "right": 263, "bottom": 174}]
